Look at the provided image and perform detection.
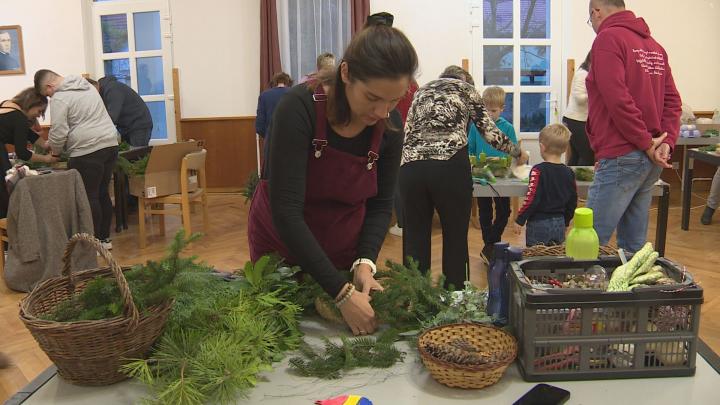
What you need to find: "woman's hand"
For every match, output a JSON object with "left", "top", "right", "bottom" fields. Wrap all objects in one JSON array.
[
  {"left": 516, "top": 150, "right": 530, "bottom": 166},
  {"left": 353, "top": 264, "right": 384, "bottom": 294},
  {"left": 41, "top": 154, "right": 59, "bottom": 163},
  {"left": 337, "top": 287, "right": 377, "bottom": 336}
]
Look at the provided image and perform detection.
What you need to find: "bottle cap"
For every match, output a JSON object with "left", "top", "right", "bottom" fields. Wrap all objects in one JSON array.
[
  {"left": 574, "top": 207, "right": 594, "bottom": 228},
  {"left": 493, "top": 241, "right": 509, "bottom": 253}
]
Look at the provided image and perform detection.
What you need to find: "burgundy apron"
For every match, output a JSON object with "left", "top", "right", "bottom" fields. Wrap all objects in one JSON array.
[{"left": 247, "top": 86, "right": 384, "bottom": 269}]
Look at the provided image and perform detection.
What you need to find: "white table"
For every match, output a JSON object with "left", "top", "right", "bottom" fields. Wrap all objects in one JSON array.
[{"left": 11, "top": 318, "right": 720, "bottom": 405}]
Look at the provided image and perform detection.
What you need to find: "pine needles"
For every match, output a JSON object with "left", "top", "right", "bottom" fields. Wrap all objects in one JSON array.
[
  {"left": 121, "top": 255, "right": 304, "bottom": 405},
  {"left": 42, "top": 231, "right": 203, "bottom": 322},
  {"left": 288, "top": 329, "right": 404, "bottom": 379}
]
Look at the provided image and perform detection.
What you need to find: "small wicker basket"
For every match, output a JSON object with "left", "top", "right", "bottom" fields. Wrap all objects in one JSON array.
[
  {"left": 417, "top": 323, "right": 517, "bottom": 389},
  {"left": 522, "top": 244, "right": 617, "bottom": 258},
  {"left": 19, "top": 233, "right": 173, "bottom": 386}
]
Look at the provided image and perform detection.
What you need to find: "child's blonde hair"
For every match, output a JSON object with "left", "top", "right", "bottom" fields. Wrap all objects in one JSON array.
[
  {"left": 539, "top": 123, "right": 571, "bottom": 155},
  {"left": 482, "top": 86, "right": 506, "bottom": 108}
]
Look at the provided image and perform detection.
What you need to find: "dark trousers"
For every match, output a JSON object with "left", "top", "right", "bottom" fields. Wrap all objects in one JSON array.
[
  {"left": 399, "top": 147, "right": 472, "bottom": 290},
  {"left": 68, "top": 146, "right": 119, "bottom": 240},
  {"left": 394, "top": 184, "right": 403, "bottom": 228},
  {"left": 526, "top": 216, "right": 566, "bottom": 247},
  {"left": 123, "top": 127, "right": 152, "bottom": 147},
  {"left": 477, "top": 197, "right": 510, "bottom": 246},
  {"left": 563, "top": 117, "right": 595, "bottom": 166}
]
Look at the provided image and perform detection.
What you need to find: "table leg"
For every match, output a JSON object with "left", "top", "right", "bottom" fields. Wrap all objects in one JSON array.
[
  {"left": 681, "top": 153, "right": 693, "bottom": 230},
  {"left": 121, "top": 173, "right": 129, "bottom": 230},
  {"left": 655, "top": 184, "right": 669, "bottom": 256}
]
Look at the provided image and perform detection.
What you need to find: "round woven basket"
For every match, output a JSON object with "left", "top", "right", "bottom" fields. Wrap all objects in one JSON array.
[
  {"left": 19, "top": 233, "right": 173, "bottom": 386},
  {"left": 417, "top": 323, "right": 517, "bottom": 389},
  {"left": 522, "top": 244, "right": 616, "bottom": 258}
]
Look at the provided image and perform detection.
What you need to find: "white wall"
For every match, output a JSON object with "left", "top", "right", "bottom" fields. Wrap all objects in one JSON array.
[
  {"left": 371, "top": 0, "right": 474, "bottom": 85},
  {"left": 565, "top": 0, "right": 720, "bottom": 111},
  {"left": 0, "top": 0, "right": 89, "bottom": 101},
  {"left": 170, "top": 0, "right": 260, "bottom": 118}
]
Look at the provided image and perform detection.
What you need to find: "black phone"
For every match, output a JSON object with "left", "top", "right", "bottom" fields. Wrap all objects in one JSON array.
[{"left": 513, "top": 384, "right": 570, "bottom": 405}]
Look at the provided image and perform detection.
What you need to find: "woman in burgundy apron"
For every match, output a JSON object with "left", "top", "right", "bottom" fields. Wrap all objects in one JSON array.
[{"left": 248, "top": 22, "right": 418, "bottom": 336}]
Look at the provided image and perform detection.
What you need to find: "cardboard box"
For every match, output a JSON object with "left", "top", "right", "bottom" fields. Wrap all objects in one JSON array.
[
  {"left": 128, "top": 141, "right": 202, "bottom": 198},
  {"left": 696, "top": 123, "right": 720, "bottom": 135}
]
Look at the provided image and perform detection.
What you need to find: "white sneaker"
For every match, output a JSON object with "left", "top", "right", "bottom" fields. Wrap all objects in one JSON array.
[
  {"left": 389, "top": 224, "right": 403, "bottom": 237},
  {"left": 100, "top": 239, "right": 113, "bottom": 250}
]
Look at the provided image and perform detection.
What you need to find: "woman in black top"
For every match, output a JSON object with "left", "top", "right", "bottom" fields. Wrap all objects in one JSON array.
[
  {"left": 0, "top": 88, "right": 58, "bottom": 216},
  {"left": 248, "top": 22, "right": 418, "bottom": 336}
]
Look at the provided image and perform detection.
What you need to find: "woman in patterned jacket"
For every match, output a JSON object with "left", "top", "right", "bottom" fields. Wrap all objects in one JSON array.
[{"left": 399, "top": 66, "right": 527, "bottom": 289}]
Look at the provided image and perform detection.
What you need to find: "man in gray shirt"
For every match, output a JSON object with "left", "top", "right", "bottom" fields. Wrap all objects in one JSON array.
[{"left": 35, "top": 69, "right": 119, "bottom": 249}]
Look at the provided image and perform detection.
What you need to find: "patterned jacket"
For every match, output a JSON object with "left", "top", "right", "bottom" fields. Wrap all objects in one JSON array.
[{"left": 402, "top": 78, "right": 519, "bottom": 165}]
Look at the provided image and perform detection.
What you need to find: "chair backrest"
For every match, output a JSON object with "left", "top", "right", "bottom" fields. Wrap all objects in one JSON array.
[
  {"left": 183, "top": 149, "right": 207, "bottom": 172},
  {"left": 180, "top": 149, "right": 207, "bottom": 193}
]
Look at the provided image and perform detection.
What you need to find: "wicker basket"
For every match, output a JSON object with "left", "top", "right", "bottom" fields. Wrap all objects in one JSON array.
[
  {"left": 19, "top": 233, "right": 173, "bottom": 386},
  {"left": 417, "top": 323, "right": 517, "bottom": 389},
  {"left": 522, "top": 244, "right": 617, "bottom": 258}
]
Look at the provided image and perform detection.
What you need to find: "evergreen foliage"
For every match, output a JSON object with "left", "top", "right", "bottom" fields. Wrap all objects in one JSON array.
[{"left": 288, "top": 329, "right": 404, "bottom": 379}]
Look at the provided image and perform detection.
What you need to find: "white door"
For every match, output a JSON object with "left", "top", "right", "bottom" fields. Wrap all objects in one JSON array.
[
  {"left": 91, "top": 0, "right": 175, "bottom": 144},
  {"left": 470, "top": 0, "right": 562, "bottom": 162}
]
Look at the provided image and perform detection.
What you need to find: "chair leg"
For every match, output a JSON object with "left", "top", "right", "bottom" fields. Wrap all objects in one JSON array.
[
  {"left": 155, "top": 203, "right": 166, "bottom": 236},
  {"left": 181, "top": 197, "right": 192, "bottom": 236},
  {"left": 202, "top": 194, "right": 209, "bottom": 232},
  {"left": 138, "top": 197, "right": 146, "bottom": 249}
]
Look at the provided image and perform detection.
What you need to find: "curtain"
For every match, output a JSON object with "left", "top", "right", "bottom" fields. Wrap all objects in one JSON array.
[
  {"left": 350, "top": 0, "right": 370, "bottom": 36},
  {"left": 277, "top": 0, "right": 352, "bottom": 84},
  {"left": 260, "top": 0, "right": 282, "bottom": 92}
]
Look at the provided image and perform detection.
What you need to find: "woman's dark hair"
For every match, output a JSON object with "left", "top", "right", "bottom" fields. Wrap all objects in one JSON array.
[
  {"left": 580, "top": 51, "right": 591, "bottom": 71},
  {"left": 270, "top": 72, "right": 293, "bottom": 88},
  {"left": 439, "top": 65, "right": 474, "bottom": 86},
  {"left": 324, "top": 24, "right": 418, "bottom": 127},
  {"left": 11, "top": 87, "right": 48, "bottom": 117}
]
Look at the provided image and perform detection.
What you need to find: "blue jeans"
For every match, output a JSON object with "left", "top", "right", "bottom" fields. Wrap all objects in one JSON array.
[
  {"left": 586, "top": 150, "right": 662, "bottom": 252},
  {"left": 526, "top": 216, "right": 566, "bottom": 247}
]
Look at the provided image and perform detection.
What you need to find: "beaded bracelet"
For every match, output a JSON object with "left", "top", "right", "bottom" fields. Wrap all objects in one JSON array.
[{"left": 335, "top": 284, "right": 356, "bottom": 308}]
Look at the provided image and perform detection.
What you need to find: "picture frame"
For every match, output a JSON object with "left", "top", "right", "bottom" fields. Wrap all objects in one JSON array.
[{"left": 0, "top": 25, "right": 26, "bottom": 75}]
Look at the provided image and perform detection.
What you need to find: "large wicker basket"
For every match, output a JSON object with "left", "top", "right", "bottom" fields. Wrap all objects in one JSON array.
[
  {"left": 418, "top": 323, "right": 517, "bottom": 389},
  {"left": 19, "top": 233, "right": 173, "bottom": 386}
]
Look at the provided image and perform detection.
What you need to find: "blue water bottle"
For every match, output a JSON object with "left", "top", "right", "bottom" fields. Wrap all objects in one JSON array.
[{"left": 487, "top": 242, "right": 509, "bottom": 324}]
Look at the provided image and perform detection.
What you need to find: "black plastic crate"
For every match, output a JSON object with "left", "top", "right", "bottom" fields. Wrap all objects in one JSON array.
[{"left": 509, "top": 256, "right": 703, "bottom": 381}]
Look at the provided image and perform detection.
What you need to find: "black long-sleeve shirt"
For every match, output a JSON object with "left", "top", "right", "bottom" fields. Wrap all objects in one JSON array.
[
  {"left": 264, "top": 84, "right": 403, "bottom": 297},
  {"left": 0, "top": 107, "right": 39, "bottom": 163},
  {"left": 516, "top": 162, "right": 577, "bottom": 226}
]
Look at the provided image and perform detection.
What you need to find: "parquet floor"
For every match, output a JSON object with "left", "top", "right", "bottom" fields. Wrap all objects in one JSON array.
[{"left": 1, "top": 190, "right": 718, "bottom": 401}]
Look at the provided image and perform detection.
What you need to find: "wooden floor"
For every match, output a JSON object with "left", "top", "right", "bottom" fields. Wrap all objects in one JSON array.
[{"left": 1, "top": 190, "right": 719, "bottom": 401}]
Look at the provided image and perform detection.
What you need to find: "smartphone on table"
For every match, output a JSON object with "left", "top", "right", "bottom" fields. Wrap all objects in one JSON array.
[{"left": 513, "top": 383, "right": 570, "bottom": 405}]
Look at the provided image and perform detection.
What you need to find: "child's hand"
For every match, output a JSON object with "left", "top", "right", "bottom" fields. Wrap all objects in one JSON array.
[{"left": 513, "top": 223, "right": 523, "bottom": 235}]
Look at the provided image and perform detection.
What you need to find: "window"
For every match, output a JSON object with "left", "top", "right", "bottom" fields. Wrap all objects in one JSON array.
[
  {"left": 471, "top": 0, "right": 561, "bottom": 141},
  {"left": 92, "top": 0, "right": 175, "bottom": 143},
  {"left": 277, "top": 0, "right": 351, "bottom": 84}
]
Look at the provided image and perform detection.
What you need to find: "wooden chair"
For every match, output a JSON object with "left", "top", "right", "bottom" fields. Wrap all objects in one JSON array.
[{"left": 137, "top": 149, "right": 208, "bottom": 249}]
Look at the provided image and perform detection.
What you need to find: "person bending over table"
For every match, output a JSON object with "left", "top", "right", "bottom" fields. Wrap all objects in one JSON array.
[{"left": 248, "top": 21, "right": 418, "bottom": 336}]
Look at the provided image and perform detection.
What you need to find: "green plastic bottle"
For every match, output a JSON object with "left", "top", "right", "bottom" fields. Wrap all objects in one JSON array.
[{"left": 566, "top": 207, "right": 599, "bottom": 260}]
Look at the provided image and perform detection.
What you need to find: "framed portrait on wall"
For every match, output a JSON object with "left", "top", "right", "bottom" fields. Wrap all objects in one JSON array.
[{"left": 0, "top": 25, "right": 26, "bottom": 75}]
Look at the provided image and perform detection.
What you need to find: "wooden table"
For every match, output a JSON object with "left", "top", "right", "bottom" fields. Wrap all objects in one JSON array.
[{"left": 681, "top": 148, "right": 720, "bottom": 230}]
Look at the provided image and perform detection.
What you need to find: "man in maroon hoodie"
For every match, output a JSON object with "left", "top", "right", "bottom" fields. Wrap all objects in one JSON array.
[{"left": 585, "top": 0, "right": 681, "bottom": 253}]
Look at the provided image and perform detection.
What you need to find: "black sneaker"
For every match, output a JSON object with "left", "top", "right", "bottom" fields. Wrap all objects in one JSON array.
[{"left": 701, "top": 207, "right": 715, "bottom": 225}]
